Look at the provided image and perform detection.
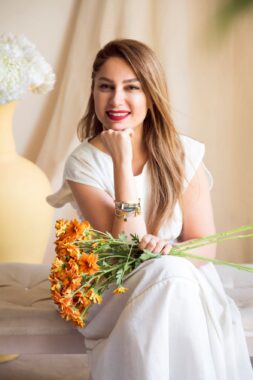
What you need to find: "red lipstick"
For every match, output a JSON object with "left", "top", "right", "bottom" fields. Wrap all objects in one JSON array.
[{"left": 106, "top": 110, "right": 130, "bottom": 122}]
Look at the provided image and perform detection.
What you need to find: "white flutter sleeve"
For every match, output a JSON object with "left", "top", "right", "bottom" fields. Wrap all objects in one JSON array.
[
  {"left": 180, "top": 135, "right": 213, "bottom": 191},
  {"left": 64, "top": 154, "right": 105, "bottom": 190},
  {"left": 46, "top": 140, "right": 112, "bottom": 209}
]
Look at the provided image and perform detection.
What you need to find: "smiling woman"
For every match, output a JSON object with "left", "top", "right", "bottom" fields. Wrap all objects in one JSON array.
[{"left": 47, "top": 39, "right": 253, "bottom": 380}]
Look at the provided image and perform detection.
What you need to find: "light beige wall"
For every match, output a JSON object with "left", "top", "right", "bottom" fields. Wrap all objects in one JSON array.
[
  {"left": 0, "top": 0, "right": 79, "bottom": 159},
  {"left": 186, "top": 2, "right": 253, "bottom": 262}
]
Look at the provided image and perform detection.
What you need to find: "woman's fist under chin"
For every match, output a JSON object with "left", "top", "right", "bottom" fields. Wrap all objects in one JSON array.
[{"left": 100, "top": 128, "right": 134, "bottom": 164}]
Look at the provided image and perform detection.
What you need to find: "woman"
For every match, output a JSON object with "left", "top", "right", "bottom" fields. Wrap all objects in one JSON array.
[{"left": 48, "top": 39, "right": 252, "bottom": 380}]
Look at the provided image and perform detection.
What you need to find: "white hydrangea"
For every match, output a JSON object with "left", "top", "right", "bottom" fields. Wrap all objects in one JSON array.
[{"left": 0, "top": 33, "right": 56, "bottom": 104}]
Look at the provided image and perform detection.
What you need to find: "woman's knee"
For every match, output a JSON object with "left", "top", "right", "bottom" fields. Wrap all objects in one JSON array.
[
  {"left": 125, "top": 255, "right": 200, "bottom": 304},
  {"left": 142, "top": 255, "right": 198, "bottom": 283}
]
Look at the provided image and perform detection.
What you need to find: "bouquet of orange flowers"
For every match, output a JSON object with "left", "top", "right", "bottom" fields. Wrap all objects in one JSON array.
[{"left": 49, "top": 219, "right": 253, "bottom": 328}]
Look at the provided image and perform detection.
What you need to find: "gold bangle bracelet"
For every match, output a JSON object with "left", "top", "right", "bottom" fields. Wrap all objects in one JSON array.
[
  {"left": 114, "top": 198, "right": 140, "bottom": 205},
  {"left": 115, "top": 207, "right": 141, "bottom": 222},
  {"left": 114, "top": 198, "right": 141, "bottom": 211}
]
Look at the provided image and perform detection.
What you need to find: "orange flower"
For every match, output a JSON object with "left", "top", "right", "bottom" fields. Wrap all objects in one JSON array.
[
  {"left": 66, "top": 244, "right": 80, "bottom": 260},
  {"left": 51, "top": 257, "right": 64, "bottom": 273},
  {"left": 86, "top": 289, "right": 103, "bottom": 304},
  {"left": 54, "top": 293, "right": 86, "bottom": 328},
  {"left": 66, "top": 258, "right": 79, "bottom": 276},
  {"left": 56, "top": 234, "right": 75, "bottom": 247},
  {"left": 50, "top": 282, "right": 62, "bottom": 293},
  {"left": 55, "top": 219, "right": 70, "bottom": 237},
  {"left": 79, "top": 253, "right": 100, "bottom": 275},
  {"left": 50, "top": 290, "right": 62, "bottom": 304},
  {"left": 64, "top": 219, "right": 92, "bottom": 241},
  {"left": 55, "top": 238, "right": 74, "bottom": 258},
  {"left": 113, "top": 287, "right": 128, "bottom": 294},
  {"left": 61, "top": 276, "right": 71, "bottom": 289},
  {"left": 65, "top": 310, "right": 84, "bottom": 328},
  {"left": 54, "top": 241, "right": 80, "bottom": 261},
  {"left": 73, "top": 291, "right": 91, "bottom": 308},
  {"left": 59, "top": 303, "right": 84, "bottom": 327},
  {"left": 60, "top": 297, "right": 73, "bottom": 309},
  {"left": 65, "top": 276, "right": 83, "bottom": 293}
]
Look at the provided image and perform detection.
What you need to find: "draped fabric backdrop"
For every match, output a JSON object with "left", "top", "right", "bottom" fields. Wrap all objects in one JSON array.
[{"left": 3, "top": 0, "right": 252, "bottom": 263}]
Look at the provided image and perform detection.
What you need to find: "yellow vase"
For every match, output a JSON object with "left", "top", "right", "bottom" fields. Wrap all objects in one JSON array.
[{"left": 0, "top": 102, "right": 53, "bottom": 263}]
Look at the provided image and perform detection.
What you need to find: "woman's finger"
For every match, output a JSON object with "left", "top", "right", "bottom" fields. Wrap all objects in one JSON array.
[
  {"left": 153, "top": 240, "right": 166, "bottom": 254},
  {"left": 161, "top": 243, "right": 172, "bottom": 255},
  {"left": 139, "top": 235, "right": 156, "bottom": 250},
  {"left": 145, "top": 237, "right": 160, "bottom": 252}
]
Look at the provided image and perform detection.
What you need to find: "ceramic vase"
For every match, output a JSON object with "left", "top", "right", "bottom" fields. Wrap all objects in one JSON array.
[{"left": 0, "top": 102, "right": 53, "bottom": 263}]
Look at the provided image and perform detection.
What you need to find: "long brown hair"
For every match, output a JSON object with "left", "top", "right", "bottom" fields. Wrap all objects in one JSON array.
[{"left": 77, "top": 39, "right": 185, "bottom": 234}]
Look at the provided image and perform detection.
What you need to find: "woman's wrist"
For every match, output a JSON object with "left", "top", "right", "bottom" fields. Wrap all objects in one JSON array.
[
  {"left": 113, "top": 159, "right": 133, "bottom": 173},
  {"left": 113, "top": 161, "right": 136, "bottom": 196}
]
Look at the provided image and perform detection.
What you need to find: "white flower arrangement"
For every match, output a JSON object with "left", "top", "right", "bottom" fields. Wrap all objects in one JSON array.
[{"left": 0, "top": 33, "right": 56, "bottom": 105}]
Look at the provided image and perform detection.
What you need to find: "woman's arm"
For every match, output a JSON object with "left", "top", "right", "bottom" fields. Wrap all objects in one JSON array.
[
  {"left": 175, "top": 162, "right": 216, "bottom": 266},
  {"left": 67, "top": 129, "right": 147, "bottom": 239},
  {"left": 139, "top": 162, "right": 216, "bottom": 267}
]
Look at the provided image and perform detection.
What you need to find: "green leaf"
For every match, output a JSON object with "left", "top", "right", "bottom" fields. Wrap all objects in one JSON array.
[
  {"left": 100, "top": 260, "right": 110, "bottom": 267},
  {"left": 130, "top": 233, "right": 140, "bottom": 244},
  {"left": 115, "top": 269, "right": 124, "bottom": 286},
  {"left": 118, "top": 232, "right": 127, "bottom": 241},
  {"left": 139, "top": 250, "right": 161, "bottom": 261},
  {"left": 105, "top": 231, "right": 114, "bottom": 239},
  {"left": 103, "top": 244, "right": 113, "bottom": 251}
]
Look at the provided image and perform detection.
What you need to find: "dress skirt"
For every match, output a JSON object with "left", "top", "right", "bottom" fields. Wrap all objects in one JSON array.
[{"left": 79, "top": 256, "right": 253, "bottom": 380}]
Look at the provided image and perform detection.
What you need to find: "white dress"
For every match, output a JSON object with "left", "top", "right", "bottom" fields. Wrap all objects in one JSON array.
[{"left": 47, "top": 135, "right": 253, "bottom": 380}]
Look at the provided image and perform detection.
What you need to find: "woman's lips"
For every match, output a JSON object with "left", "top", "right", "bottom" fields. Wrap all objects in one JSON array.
[{"left": 106, "top": 111, "right": 130, "bottom": 122}]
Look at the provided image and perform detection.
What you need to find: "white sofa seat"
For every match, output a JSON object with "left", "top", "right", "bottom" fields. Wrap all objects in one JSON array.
[
  {"left": 0, "top": 263, "right": 86, "bottom": 355},
  {"left": 215, "top": 264, "right": 253, "bottom": 357}
]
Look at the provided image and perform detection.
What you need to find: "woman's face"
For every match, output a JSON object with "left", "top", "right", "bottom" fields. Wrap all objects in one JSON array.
[{"left": 93, "top": 57, "right": 148, "bottom": 132}]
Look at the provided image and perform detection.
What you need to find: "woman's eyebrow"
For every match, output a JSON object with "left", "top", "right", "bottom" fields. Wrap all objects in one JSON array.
[{"left": 97, "top": 76, "right": 140, "bottom": 83}]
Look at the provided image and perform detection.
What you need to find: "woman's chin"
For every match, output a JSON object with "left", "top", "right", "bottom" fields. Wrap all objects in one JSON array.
[{"left": 103, "top": 123, "right": 129, "bottom": 131}]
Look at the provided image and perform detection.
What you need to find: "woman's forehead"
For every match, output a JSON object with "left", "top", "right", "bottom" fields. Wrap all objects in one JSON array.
[{"left": 95, "top": 57, "right": 137, "bottom": 80}]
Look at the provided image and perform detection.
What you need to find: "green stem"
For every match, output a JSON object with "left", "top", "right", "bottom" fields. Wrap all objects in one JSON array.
[
  {"left": 174, "top": 233, "right": 253, "bottom": 252},
  {"left": 171, "top": 251, "right": 253, "bottom": 272},
  {"left": 177, "top": 225, "right": 253, "bottom": 249}
]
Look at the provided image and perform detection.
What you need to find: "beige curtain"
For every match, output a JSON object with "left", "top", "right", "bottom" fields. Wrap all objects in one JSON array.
[{"left": 37, "top": 0, "right": 253, "bottom": 263}]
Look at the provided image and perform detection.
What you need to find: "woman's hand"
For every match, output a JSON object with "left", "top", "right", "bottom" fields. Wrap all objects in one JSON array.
[
  {"left": 100, "top": 128, "right": 134, "bottom": 165},
  {"left": 139, "top": 234, "right": 172, "bottom": 255}
]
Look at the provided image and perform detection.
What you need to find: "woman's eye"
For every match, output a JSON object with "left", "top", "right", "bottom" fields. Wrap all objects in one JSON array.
[
  {"left": 128, "top": 85, "right": 140, "bottom": 91},
  {"left": 99, "top": 83, "right": 113, "bottom": 90},
  {"left": 98, "top": 83, "right": 141, "bottom": 91}
]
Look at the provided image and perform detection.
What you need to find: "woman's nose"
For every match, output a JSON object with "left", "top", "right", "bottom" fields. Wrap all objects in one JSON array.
[{"left": 109, "top": 88, "right": 125, "bottom": 106}]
